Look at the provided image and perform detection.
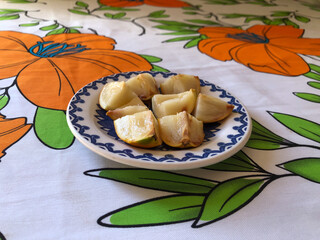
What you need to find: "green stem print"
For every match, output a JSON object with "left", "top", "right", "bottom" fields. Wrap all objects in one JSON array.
[
  {"left": 0, "top": 7, "right": 83, "bottom": 35},
  {"left": 85, "top": 112, "right": 320, "bottom": 228},
  {"left": 68, "top": 2, "right": 170, "bottom": 35},
  {"left": 151, "top": 5, "right": 320, "bottom": 104},
  {"left": 247, "top": 112, "right": 320, "bottom": 150}
]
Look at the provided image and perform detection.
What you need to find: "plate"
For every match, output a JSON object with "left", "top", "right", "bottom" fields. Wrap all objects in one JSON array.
[{"left": 66, "top": 71, "right": 252, "bottom": 170}]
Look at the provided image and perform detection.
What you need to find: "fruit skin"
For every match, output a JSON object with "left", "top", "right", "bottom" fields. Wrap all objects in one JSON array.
[
  {"left": 160, "top": 74, "right": 200, "bottom": 95},
  {"left": 99, "top": 81, "right": 137, "bottom": 110},
  {"left": 126, "top": 73, "right": 159, "bottom": 101},
  {"left": 193, "top": 93, "right": 234, "bottom": 123},
  {"left": 114, "top": 110, "right": 162, "bottom": 148},
  {"left": 106, "top": 105, "right": 149, "bottom": 120},
  {"left": 158, "top": 111, "right": 204, "bottom": 148},
  {"left": 152, "top": 89, "right": 197, "bottom": 118}
]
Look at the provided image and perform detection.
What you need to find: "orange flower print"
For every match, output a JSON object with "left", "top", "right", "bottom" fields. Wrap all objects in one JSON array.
[
  {"left": 198, "top": 25, "right": 320, "bottom": 76},
  {"left": 0, "top": 31, "right": 152, "bottom": 110},
  {"left": 99, "top": 0, "right": 190, "bottom": 7},
  {"left": 0, "top": 114, "right": 31, "bottom": 158}
]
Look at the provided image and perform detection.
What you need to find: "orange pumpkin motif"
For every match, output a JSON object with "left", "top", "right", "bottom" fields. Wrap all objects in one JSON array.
[
  {"left": 198, "top": 25, "right": 320, "bottom": 76},
  {"left": 0, "top": 32, "right": 152, "bottom": 110},
  {"left": 0, "top": 114, "right": 31, "bottom": 158}
]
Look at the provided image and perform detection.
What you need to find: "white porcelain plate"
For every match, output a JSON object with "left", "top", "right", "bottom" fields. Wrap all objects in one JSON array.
[{"left": 66, "top": 71, "right": 252, "bottom": 170}]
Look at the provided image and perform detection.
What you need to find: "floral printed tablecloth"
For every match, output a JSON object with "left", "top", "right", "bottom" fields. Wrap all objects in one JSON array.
[{"left": 1, "top": 0, "right": 320, "bottom": 239}]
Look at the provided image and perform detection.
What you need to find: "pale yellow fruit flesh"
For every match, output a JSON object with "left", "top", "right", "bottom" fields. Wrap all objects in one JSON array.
[
  {"left": 160, "top": 74, "right": 200, "bottom": 95},
  {"left": 152, "top": 89, "right": 197, "bottom": 118},
  {"left": 120, "top": 96, "right": 145, "bottom": 107},
  {"left": 114, "top": 110, "right": 162, "bottom": 148},
  {"left": 158, "top": 111, "right": 204, "bottom": 148},
  {"left": 193, "top": 93, "right": 234, "bottom": 123},
  {"left": 99, "top": 81, "right": 137, "bottom": 110},
  {"left": 126, "top": 73, "right": 159, "bottom": 100},
  {"left": 107, "top": 105, "right": 149, "bottom": 120}
]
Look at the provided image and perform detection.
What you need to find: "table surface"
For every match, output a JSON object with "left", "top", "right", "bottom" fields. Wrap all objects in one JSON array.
[{"left": 1, "top": 0, "right": 320, "bottom": 239}]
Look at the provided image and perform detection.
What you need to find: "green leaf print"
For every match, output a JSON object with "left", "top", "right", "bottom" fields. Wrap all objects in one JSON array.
[
  {"left": 270, "top": 112, "right": 320, "bottom": 144},
  {"left": 112, "top": 12, "right": 126, "bottom": 19},
  {"left": 294, "top": 92, "right": 320, "bottom": 103},
  {"left": 0, "top": 94, "right": 9, "bottom": 110},
  {"left": 204, "top": 150, "right": 262, "bottom": 172},
  {"left": 46, "top": 28, "right": 67, "bottom": 35},
  {"left": 162, "top": 30, "right": 199, "bottom": 35},
  {"left": 34, "top": 107, "right": 74, "bottom": 149},
  {"left": 304, "top": 72, "right": 320, "bottom": 81},
  {"left": 222, "top": 13, "right": 255, "bottom": 18},
  {"left": 163, "top": 36, "right": 199, "bottom": 43},
  {"left": 309, "top": 64, "right": 320, "bottom": 74},
  {"left": 246, "top": 119, "right": 294, "bottom": 150},
  {"left": 98, "top": 195, "right": 205, "bottom": 227},
  {"left": 183, "top": 11, "right": 198, "bottom": 15},
  {"left": 97, "top": 6, "right": 139, "bottom": 11},
  {"left": 282, "top": 18, "right": 299, "bottom": 28},
  {"left": 269, "top": 18, "right": 285, "bottom": 25},
  {"left": 68, "top": 9, "right": 89, "bottom": 15},
  {"left": 40, "top": 23, "right": 59, "bottom": 31},
  {"left": 186, "top": 19, "right": 219, "bottom": 25},
  {"left": 280, "top": 158, "right": 320, "bottom": 183},
  {"left": 151, "top": 20, "right": 200, "bottom": 28},
  {"left": 0, "top": 14, "right": 19, "bottom": 20},
  {"left": 148, "top": 10, "right": 169, "bottom": 18},
  {"left": 0, "top": 9, "right": 24, "bottom": 14},
  {"left": 85, "top": 169, "right": 217, "bottom": 194},
  {"left": 271, "top": 11, "right": 291, "bottom": 17},
  {"left": 151, "top": 65, "right": 169, "bottom": 72},
  {"left": 76, "top": 1, "right": 89, "bottom": 8},
  {"left": 294, "top": 15, "right": 310, "bottom": 23},
  {"left": 19, "top": 22, "right": 39, "bottom": 27},
  {"left": 139, "top": 55, "right": 162, "bottom": 63},
  {"left": 104, "top": 12, "right": 113, "bottom": 18},
  {"left": 308, "top": 81, "right": 320, "bottom": 90},
  {"left": 192, "top": 176, "right": 269, "bottom": 227}
]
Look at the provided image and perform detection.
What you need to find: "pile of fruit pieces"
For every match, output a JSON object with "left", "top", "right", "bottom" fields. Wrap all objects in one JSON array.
[{"left": 99, "top": 73, "right": 234, "bottom": 149}]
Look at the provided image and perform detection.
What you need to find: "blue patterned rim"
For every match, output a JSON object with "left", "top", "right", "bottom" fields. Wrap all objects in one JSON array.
[{"left": 68, "top": 71, "right": 250, "bottom": 164}]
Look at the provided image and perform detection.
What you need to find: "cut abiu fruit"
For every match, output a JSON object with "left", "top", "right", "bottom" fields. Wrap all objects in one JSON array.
[
  {"left": 152, "top": 89, "right": 197, "bottom": 118},
  {"left": 114, "top": 110, "right": 162, "bottom": 148},
  {"left": 158, "top": 111, "right": 204, "bottom": 148},
  {"left": 160, "top": 74, "right": 200, "bottom": 95},
  {"left": 193, "top": 93, "right": 234, "bottom": 123},
  {"left": 99, "top": 81, "right": 137, "bottom": 110},
  {"left": 126, "top": 73, "right": 159, "bottom": 101}
]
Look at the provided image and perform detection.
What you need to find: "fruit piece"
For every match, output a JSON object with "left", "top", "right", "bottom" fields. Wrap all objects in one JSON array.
[
  {"left": 120, "top": 96, "right": 146, "bottom": 107},
  {"left": 160, "top": 74, "right": 200, "bottom": 95},
  {"left": 107, "top": 105, "right": 149, "bottom": 120},
  {"left": 99, "top": 81, "right": 137, "bottom": 110},
  {"left": 158, "top": 111, "right": 204, "bottom": 148},
  {"left": 152, "top": 89, "right": 197, "bottom": 118},
  {"left": 193, "top": 93, "right": 234, "bottom": 123},
  {"left": 126, "top": 73, "right": 159, "bottom": 101},
  {"left": 114, "top": 110, "right": 162, "bottom": 148}
]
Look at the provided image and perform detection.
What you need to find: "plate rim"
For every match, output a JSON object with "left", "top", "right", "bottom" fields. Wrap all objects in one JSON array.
[{"left": 66, "top": 71, "right": 252, "bottom": 170}]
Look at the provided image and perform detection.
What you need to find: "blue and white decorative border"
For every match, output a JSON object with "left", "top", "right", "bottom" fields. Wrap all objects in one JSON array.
[{"left": 68, "top": 71, "right": 250, "bottom": 164}]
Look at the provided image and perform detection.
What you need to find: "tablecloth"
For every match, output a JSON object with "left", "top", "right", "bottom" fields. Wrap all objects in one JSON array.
[{"left": 0, "top": 0, "right": 320, "bottom": 239}]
